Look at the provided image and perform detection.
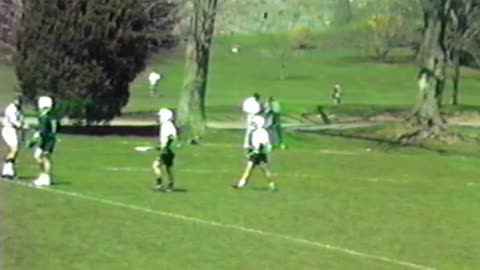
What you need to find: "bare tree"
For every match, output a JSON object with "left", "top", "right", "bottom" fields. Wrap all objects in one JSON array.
[
  {"left": 278, "top": 9, "right": 302, "bottom": 80},
  {"left": 177, "top": 0, "right": 218, "bottom": 144},
  {"left": 446, "top": 0, "right": 480, "bottom": 105},
  {"left": 143, "top": 0, "right": 180, "bottom": 51},
  {"left": 403, "top": 0, "right": 452, "bottom": 141},
  {"left": 261, "top": 3, "right": 304, "bottom": 80}
]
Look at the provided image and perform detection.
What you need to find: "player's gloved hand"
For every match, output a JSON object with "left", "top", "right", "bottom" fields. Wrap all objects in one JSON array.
[
  {"left": 160, "top": 147, "right": 171, "bottom": 155},
  {"left": 245, "top": 148, "right": 256, "bottom": 158},
  {"left": 26, "top": 132, "right": 40, "bottom": 148},
  {"left": 26, "top": 139, "right": 36, "bottom": 149}
]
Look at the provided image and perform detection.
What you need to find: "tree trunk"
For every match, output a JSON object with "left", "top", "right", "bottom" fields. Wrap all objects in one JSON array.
[
  {"left": 451, "top": 49, "right": 460, "bottom": 105},
  {"left": 332, "top": 0, "right": 352, "bottom": 26},
  {"left": 375, "top": 47, "right": 390, "bottom": 62},
  {"left": 411, "top": 2, "right": 449, "bottom": 132},
  {"left": 178, "top": 40, "right": 209, "bottom": 142},
  {"left": 177, "top": 0, "right": 218, "bottom": 143}
]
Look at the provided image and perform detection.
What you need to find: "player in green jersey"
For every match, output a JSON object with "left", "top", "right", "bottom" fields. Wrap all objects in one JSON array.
[{"left": 29, "top": 96, "right": 57, "bottom": 187}]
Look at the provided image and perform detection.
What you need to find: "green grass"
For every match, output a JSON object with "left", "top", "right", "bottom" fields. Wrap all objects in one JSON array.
[
  {"left": 125, "top": 37, "right": 419, "bottom": 117},
  {"left": 2, "top": 35, "right": 480, "bottom": 122},
  {"left": 0, "top": 34, "right": 480, "bottom": 124},
  {"left": 1, "top": 130, "right": 480, "bottom": 270},
  {"left": 123, "top": 35, "right": 480, "bottom": 120}
]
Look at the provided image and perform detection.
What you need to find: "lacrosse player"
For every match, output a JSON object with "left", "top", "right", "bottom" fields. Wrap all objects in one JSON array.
[
  {"left": 233, "top": 115, "right": 277, "bottom": 191},
  {"left": 1, "top": 96, "right": 27, "bottom": 179},
  {"left": 332, "top": 81, "right": 343, "bottom": 105},
  {"left": 152, "top": 108, "right": 178, "bottom": 192},
  {"left": 242, "top": 93, "right": 262, "bottom": 149},
  {"left": 29, "top": 96, "right": 58, "bottom": 187},
  {"left": 148, "top": 72, "right": 163, "bottom": 96}
]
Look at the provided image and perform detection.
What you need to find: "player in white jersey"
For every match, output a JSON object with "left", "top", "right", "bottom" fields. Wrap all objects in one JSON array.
[
  {"left": 242, "top": 93, "right": 262, "bottom": 149},
  {"left": 152, "top": 108, "right": 178, "bottom": 192},
  {"left": 148, "top": 72, "right": 163, "bottom": 96},
  {"left": 2, "top": 96, "right": 27, "bottom": 179},
  {"left": 233, "top": 115, "right": 277, "bottom": 191}
]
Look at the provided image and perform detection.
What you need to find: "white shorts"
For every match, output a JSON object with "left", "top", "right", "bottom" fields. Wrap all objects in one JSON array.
[{"left": 1, "top": 127, "right": 19, "bottom": 148}]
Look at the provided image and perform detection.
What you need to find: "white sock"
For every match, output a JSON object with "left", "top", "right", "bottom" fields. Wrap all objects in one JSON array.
[
  {"left": 237, "top": 179, "right": 247, "bottom": 187},
  {"left": 44, "top": 174, "right": 51, "bottom": 185},
  {"left": 38, "top": 173, "right": 47, "bottom": 180},
  {"left": 3, "top": 162, "right": 13, "bottom": 176},
  {"left": 2, "top": 163, "right": 8, "bottom": 175},
  {"left": 10, "top": 162, "right": 16, "bottom": 176},
  {"left": 35, "top": 173, "right": 50, "bottom": 185}
]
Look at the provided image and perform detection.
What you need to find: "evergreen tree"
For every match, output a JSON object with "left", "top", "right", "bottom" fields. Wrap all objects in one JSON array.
[{"left": 16, "top": 0, "right": 173, "bottom": 122}]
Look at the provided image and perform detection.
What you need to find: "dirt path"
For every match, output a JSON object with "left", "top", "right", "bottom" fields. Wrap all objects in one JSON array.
[
  {"left": 2, "top": 117, "right": 478, "bottom": 132},
  {"left": 0, "top": 116, "right": 382, "bottom": 131}
]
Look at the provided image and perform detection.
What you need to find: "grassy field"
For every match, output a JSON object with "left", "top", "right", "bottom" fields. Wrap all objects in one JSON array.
[
  {"left": 2, "top": 34, "right": 480, "bottom": 123},
  {"left": 1, "top": 130, "right": 479, "bottom": 270},
  {"left": 126, "top": 35, "right": 480, "bottom": 119}
]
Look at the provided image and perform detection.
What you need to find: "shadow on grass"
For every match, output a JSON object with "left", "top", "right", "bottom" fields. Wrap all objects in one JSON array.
[
  {"left": 170, "top": 188, "right": 188, "bottom": 193},
  {"left": 52, "top": 181, "right": 73, "bottom": 186},
  {"left": 60, "top": 125, "right": 158, "bottom": 137},
  {"left": 250, "top": 186, "right": 279, "bottom": 192},
  {"left": 153, "top": 188, "right": 188, "bottom": 193},
  {"left": 301, "top": 129, "right": 480, "bottom": 160}
]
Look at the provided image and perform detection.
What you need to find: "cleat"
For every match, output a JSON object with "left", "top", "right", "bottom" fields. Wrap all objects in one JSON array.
[
  {"left": 33, "top": 180, "right": 49, "bottom": 187},
  {"left": 33, "top": 174, "right": 51, "bottom": 187},
  {"left": 268, "top": 183, "right": 278, "bottom": 192},
  {"left": 164, "top": 183, "right": 174, "bottom": 192},
  {"left": 153, "top": 185, "right": 164, "bottom": 192},
  {"left": 2, "top": 175, "right": 15, "bottom": 180}
]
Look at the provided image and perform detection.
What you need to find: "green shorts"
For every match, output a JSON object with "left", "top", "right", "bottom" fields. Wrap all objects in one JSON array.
[
  {"left": 34, "top": 138, "right": 56, "bottom": 158},
  {"left": 248, "top": 152, "right": 268, "bottom": 166},
  {"left": 158, "top": 150, "right": 175, "bottom": 167},
  {"left": 40, "top": 138, "right": 56, "bottom": 154}
]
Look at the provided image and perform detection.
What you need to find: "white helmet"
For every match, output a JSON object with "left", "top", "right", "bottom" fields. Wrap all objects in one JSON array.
[
  {"left": 251, "top": 115, "right": 265, "bottom": 129},
  {"left": 242, "top": 97, "right": 261, "bottom": 114},
  {"left": 157, "top": 108, "right": 173, "bottom": 123},
  {"left": 38, "top": 96, "right": 53, "bottom": 110}
]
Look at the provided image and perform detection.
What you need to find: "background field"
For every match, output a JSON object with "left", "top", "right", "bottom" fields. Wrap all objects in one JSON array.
[{"left": 2, "top": 35, "right": 480, "bottom": 123}]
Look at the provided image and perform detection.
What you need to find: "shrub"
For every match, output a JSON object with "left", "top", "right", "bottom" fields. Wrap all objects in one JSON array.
[
  {"left": 16, "top": 0, "right": 175, "bottom": 122},
  {"left": 289, "top": 27, "right": 316, "bottom": 50}
]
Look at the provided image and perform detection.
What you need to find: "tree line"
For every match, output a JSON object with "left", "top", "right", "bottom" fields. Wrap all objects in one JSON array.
[{"left": 12, "top": 0, "right": 480, "bottom": 142}]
